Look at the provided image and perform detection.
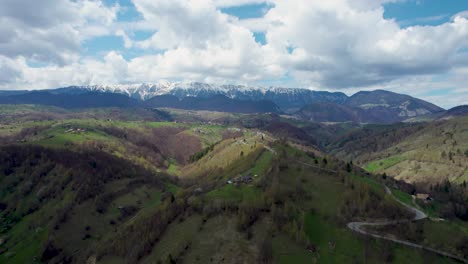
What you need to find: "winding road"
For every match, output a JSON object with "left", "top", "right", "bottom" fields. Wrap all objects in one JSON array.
[
  {"left": 347, "top": 186, "right": 467, "bottom": 263},
  {"left": 293, "top": 157, "right": 467, "bottom": 262}
]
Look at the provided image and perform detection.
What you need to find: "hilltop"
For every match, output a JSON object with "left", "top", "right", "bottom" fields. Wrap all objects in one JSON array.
[{"left": 0, "top": 105, "right": 466, "bottom": 263}]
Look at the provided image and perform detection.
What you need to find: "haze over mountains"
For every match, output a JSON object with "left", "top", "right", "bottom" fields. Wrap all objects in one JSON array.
[{"left": 0, "top": 82, "right": 461, "bottom": 124}]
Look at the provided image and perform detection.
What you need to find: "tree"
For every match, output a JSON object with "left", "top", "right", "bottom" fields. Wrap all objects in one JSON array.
[
  {"left": 444, "top": 180, "right": 451, "bottom": 193},
  {"left": 258, "top": 238, "right": 273, "bottom": 263},
  {"left": 382, "top": 173, "right": 387, "bottom": 180},
  {"left": 441, "top": 151, "right": 447, "bottom": 159},
  {"left": 166, "top": 254, "right": 176, "bottom": 264}
]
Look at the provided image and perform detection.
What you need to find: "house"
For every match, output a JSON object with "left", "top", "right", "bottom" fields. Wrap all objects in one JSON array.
[
  {"left": 415, "top": 193, "right": 432, "bottom": 201},
  {"left": 230, "top": 175, "right": 253, "bottom": 185},
  {"left": 237, "top": 175, "right": 253, "bottom": 184}
]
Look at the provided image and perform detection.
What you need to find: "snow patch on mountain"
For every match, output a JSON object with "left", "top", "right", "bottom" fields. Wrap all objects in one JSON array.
[{"left": 75, "top": 81, "right": 319, "bottom": 100}]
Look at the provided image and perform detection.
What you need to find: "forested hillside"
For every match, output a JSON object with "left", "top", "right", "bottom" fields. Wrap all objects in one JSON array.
[{"left": 0, "top": 105, "right": 466, "bottom": 263}]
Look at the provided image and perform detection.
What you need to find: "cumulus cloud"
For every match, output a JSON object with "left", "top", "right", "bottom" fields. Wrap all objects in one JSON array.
[
  {"left": 129, "top": 0, "right": 281, "bottom": 81},
  {"left": 1, "top": 0, "right": 468, "bottom": 108},
  {"left": 262, "top": 0, "right": 468, "bottom": 88},
  {"left": 0, "top": 0, "right": 119, "bottom": 65},
  {"left": 2, "top": 51, "right": 129, "bottom": 89},
  {"left": 212, "top": 0, "right": 271, "bottom": 8},
  {"left": 453, "top": 10, "right": 468, "bottom": 20},
  {"left": 0, "top": 56, "right": 23, "bottom": 85}
]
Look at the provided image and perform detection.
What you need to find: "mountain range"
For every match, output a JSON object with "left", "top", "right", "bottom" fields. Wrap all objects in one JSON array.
[{"left": 0, "top": 82, "right": 456, "bottom": 123}]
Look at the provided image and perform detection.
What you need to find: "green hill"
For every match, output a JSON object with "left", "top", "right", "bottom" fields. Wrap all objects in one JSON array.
[
  {"left": 329, "top": 116, "right": 468, "bottom": 185},
  {"left": 0, "top": 105, "right": 466, "bottom": 263}
]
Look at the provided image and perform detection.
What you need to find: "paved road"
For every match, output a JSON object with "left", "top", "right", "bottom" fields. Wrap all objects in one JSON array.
[
  {"left": 295, "top": 159, "right": 466, "bottom": 262},
  {"left": 347, "top": 186, "right": 467, "bottom": 263}
]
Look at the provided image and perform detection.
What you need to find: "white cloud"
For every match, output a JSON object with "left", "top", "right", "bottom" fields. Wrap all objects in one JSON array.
[
  {"left": 212, "top": 0, "right": 271, "bottom": 8},
  {"left": 2, "top": 51, "right": 129, "bottom": 89},
  {"left": 129, "top": 0, "right": 280, "bottom": 81},
  {"left": 0, "top": 0, "right": 119, "bottom": 65},
  {"left": 453, "top": 10, "right": 468, "bottom": 20},
  {"left": 1, "top": 0, "right": 468, "bottom": 108},
  {"left": 115, "top": 30, "right": 133, "bottom": 48},
  {"left": 133, "top": 0, "right": 234, "bottom": 50},
  {"left": 262, "top": 0, "right": 468, "bottom": 88},
  {"left": 0, "top": 55, "right": 23, "bottom": 85}
]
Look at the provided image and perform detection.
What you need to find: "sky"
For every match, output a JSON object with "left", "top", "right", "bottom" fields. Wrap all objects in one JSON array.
[{"left": 0, "top": 0, "right": 467, "bottom": 108}]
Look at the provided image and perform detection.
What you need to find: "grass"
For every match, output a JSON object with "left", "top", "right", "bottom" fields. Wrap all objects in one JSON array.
[
  {"left": 182, "top": 215, "right": 257, "bottom": 263},
  {"left": 187, "top": 125, "right": 226, "bottom": 146},
  {"left": 249, "top": 150, "right": 273, "bottom": 176},
  {"left": 421, "top": 220, "right": 468, "bottom": 256},
  {"left": 166, "top": 159, "right": 181, "bottom": 176},
  {"left": 272, "top": 234, "right": 313, "bottom": 264},
  {"left": 391, "top": 245, "right": 456, "bottom": 264},
  {"left": 368, "top": 219, "right": 466, "bottom": 262},
  {"left": 141, "top": 214, "right": 258, "bottom": 264},
  {"left": 364, "top": 155, "right": 403, "bottom": 172},
  {"left": 205, "top": 184, "right": 262, "bottom": 203},
  {"left": 304, "top": 213, "right": 365, "bottom": 262},
  {"left": 112, "top": 186, "right": 162, "bottom": 209},
  {"left": 282, "top": 159, "right": 346, "bottom": 217},
  {"left": 183, "top": 137, "right": 263, "bottom": 177},
  {"left": 141, "top": 215, "right": 203, "bottom": 264},
  {"left": 145, "top": 121, "right": 184, "bottom": 128},
  {"left": 0, "top": 204, "right": 53, "bottom": 264},
  {"left": 1, "top": 109, "right": 465, "bottom": 263},
  {"left": 166, "top": 183, "right": 180, "bottom": 194},
  {"left": 0, "top": 104, "right": 65, "bottom": 115},
  {"left": 389, "top": 188, "right": 443, "bottom": 219},
  {"left": 391, "top": 189, "right": 413, "bottom": 206},
  {"left": 0, "top": 227, "right": 47, "bottom": 264},
  {"left": 355, "top": 116, "right": 468, "bottom": 184},
  {"left": 303, "top": 213, "right": 459, "bottom": 264},
  {"left": 349, "top": 174, "right": 385, "bottom": 195},
  {"left": 37, "top": 129, "right": 111, "bottom": 148}
]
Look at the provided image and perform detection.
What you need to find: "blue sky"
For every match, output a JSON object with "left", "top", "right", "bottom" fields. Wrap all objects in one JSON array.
[
  {"left": 0, "top": 0, "right": 467, "bottom": 107},
  {"left": 384, "top": 0, "right": 468, "bottom": 26}
]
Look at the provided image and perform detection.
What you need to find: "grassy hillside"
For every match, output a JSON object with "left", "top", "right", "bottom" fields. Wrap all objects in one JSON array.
[
  {"left": 0, "top": 105, "right": 466, "bottom": 263},
  {"left": 0, "top": 145, "right": 173, "bottom": 264},
  {"left": 330, "top": 116, "right": 468, "bottom": 185},
  {"left": 92, "top": 144, "right": 456, "bottom": 263}
]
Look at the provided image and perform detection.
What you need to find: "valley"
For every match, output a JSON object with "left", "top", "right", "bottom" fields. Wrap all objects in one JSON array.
[
  {"left": 2, "top": 0, "right": 468, "bottom": 263},
  {"left": 0, "top": 102, "right": 466, "bottom": 263}
]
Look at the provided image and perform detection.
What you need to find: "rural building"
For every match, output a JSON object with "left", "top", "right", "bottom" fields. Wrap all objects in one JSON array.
[{"left": 415, "top": 193, "right": 432, "bottom": 201}]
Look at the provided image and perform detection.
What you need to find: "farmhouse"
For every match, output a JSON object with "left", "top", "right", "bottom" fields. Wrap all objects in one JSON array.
[
  {"left": 228, "top": 175, "right": 253, "bottom": 185},
  {"left": 415, "top": 193, "right": 432, "bottom": 201}
]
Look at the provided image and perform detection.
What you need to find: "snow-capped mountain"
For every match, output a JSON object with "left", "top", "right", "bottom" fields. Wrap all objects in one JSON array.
[
  {"left": 0, "top": 82, "right": 446, "bottom": 122},
  {"left": 62, "top": 81, "right": 348, "bottom": 112}
]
